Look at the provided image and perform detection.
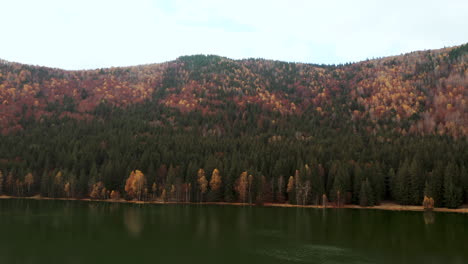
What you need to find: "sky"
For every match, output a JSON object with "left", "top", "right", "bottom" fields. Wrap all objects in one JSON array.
[{"left": 1, "top": 0, "right": 467, "bottom": 70}]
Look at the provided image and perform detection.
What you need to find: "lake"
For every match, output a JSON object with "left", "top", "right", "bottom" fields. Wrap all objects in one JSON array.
[{"left": 0, "top": 199, "right": 467, "bottom": 263}]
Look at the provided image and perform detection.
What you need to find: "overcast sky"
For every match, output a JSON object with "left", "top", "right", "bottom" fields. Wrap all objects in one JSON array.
[{"left": 1, "top": 0, "right": 467, "bottom": 70}]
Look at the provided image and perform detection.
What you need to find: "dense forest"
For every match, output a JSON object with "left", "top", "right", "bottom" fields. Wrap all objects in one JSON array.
[{"left": 0, "top": 44, "right": 467, "bottom": 208}]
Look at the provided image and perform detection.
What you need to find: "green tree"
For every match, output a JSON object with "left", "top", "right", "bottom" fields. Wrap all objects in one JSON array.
[
  {"left": 359, "top": 178, "right": 374, "bottom": 207},
  {"left": 443, "top": 163, "right": 462, "bottom": 208}
]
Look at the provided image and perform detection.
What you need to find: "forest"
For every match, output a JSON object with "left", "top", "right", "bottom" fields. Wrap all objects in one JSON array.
[{"left": 0, "top": 44, "right": 466, "bottom": 208}]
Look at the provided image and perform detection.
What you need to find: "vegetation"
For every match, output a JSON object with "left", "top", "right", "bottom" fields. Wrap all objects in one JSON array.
[{"left": 0, "top": 45, "right": 466, "bottom": 208}]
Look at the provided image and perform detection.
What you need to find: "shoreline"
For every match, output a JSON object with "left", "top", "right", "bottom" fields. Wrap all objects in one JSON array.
[{"left": 1, "top": 195, "right": 468, "bottom": 213}]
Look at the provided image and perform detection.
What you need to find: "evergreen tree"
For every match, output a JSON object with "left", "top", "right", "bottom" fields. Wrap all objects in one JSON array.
[
  {"left": 409, "top": 158, "right": 423, "bottom": 205},
  {"left": 444, "top": 163, "right": 462, "bottom": 208},
  {"left": 359, "top": 178, "right": 374, "bottom": 207}
]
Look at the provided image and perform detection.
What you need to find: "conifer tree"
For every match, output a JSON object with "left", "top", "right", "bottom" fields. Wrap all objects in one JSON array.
[
  {"left": 443, "top": 163, "right": 462, "bottom": 208},
  {"left": 0, "top": 170, "right": 3, "bottom": 195},
  {"left": 359, "top": 178, "right": 374, "bottom": 207}
]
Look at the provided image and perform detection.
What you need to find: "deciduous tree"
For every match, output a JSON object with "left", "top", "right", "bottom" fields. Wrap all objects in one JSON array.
[
  {"left": 197, "top": 169, "right": 208, "bottom": 202},
  {"left": 209, "top": 168, "right": 222, "bottom": 201},
  {"left": 24, "top": 173, "right": 34, "bottom": 195},
  {"left": 235, "top": 171, "right": 248, "bottom": 203},
  {"left": 125, "top": 170, "right": 146, "bottom": 201}
]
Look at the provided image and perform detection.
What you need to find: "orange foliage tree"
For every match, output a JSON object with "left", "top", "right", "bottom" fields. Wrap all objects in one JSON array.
[
  {"left": 125, "top": 170, "right": 146, "bottom": 201},
  {"left": 235, "top": 171, "right": 248, "bottom": 203},
  {"left": 90, "top": 181, "right": 106, "bottom": 199},
  {"left": 209, "top": 168, "right": 222, "bottom": 201}
]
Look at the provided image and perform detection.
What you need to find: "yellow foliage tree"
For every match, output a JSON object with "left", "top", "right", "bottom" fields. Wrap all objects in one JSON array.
[
  {"left": 209, "top": 168, "right": 222, "bottom": 201},
  {"left": 210, "top": 168, "right": 222, "bottom": 191},
  {"left": 24, "top": 173, "right": 34, "bottom": 195},
  {"left": 125, "top": 170, "right": 146, "bottom": 201},
  {"left": 64, "top": 182, "right": 71, "bottom": 198},
  {"left": 422, "top": 196, "right": 435, "bottom": 211},
  {"left": 235, "top": 171, "right": 248, "bottom": 203},
  {"left": 197, "top": 169, "right": 208, "bottom": 202}
]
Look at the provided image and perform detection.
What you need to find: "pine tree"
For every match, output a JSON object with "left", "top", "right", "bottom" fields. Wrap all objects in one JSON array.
[
  {"left": 40, "top": 170, "right": 50, "bottom": 197},
  {"left": 430, "top": 163, "right": 445, "bottom": 207},
  {"left": 460, "top": 165, "right": 468, "bottom": 204},
  {"left": 409, "top": 158, "right": 423, "bottom": 205},
  {"left": 443, "top": 163, "right": 462, "bottom": 208},
  {"left": 395, "top": 160, "right": 411, "bottom": 205},
  {"left": 359, "top": 178, "right": 374, "bottom": 207},
  {"left": 0, "top": 170, "right": 3, "bottom": 195},
  {"left": 388, "top": 168, "right": 396, "bottom": 201},
  {"left": 330, "top": 163, "right": 348, "bottom": 206},
  {"left": 352, "top": 164, "right": 363, "bottom": 203},
  {"left": 371, "top": 163, "right": 385, "bottom": 205}
]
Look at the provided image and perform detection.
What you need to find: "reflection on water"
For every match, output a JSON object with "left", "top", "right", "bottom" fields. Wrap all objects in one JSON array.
[
  {"left": 424, "top": 211, "right": 435, "bottom": 225},
  {"left": 0, "top": 199, "right": 467, "bottom": 264},
  {"left": 124, "top": 207, "right": 144, "bottom": 237}
]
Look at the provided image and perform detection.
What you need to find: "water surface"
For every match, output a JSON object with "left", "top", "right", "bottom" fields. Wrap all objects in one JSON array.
[{"left": 0, "top": 199, "right": 467, "bottom": 263}]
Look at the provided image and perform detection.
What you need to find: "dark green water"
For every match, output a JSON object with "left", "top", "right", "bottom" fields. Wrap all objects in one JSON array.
[{"left": 1, "top": 199, "right": 467, "bottom": 264}]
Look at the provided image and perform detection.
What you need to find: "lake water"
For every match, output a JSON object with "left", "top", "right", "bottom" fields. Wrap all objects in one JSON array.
[{"left": 0, "top": 199, "right": 467, "bottom": 264}]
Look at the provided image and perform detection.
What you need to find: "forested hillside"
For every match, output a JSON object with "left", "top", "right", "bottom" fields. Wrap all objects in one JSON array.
[{"left": 0, "top": 44, "right": 467, "bottom": 208}]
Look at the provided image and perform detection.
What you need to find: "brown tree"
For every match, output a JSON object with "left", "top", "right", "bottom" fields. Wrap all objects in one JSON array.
[
  {"left": 287, "top": 176, "right": 295, "bottom": 203},
  {"left": 110, "top": 190, "right": 121, "bottom": 200},
  {"left": 64, "top": 182, "right": 71, "bottom": 198},
  {"left": 90, "top": 181, "right": 105, "bottom": 199},
  {"left": 125, "top": 170, "right": 146, "bottom": 201},
  {"left": 423, "top": 196, "right": 435, "bottom": 211},
  {"left": 235, "top": 171, "right": 248, "bottom": 203},
  {"left": 322, "top": 194, "right": 328, "bottom": 208}
]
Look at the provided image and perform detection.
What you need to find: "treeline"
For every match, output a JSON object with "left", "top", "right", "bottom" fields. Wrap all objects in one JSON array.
[{"left": 0, "top": 101, "right": 467, "bottom": 208}]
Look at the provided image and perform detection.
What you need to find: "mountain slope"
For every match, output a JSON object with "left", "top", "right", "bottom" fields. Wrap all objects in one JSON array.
[
  {"left": 1, "top": 44, "right": 466, "bottom": 137},
  {"left": 0, "top": 44, "right": 466, "bottom": 208}
]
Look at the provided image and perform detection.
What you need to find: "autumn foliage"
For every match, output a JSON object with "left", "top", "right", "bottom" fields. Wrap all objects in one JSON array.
[
  {"left": 125, "top": 170, "right": 146, "bottom": 201},
  {"left": 423, "top": 196, "right": 435, "bottom": 211},
  {"left": 0, "top": 45, "right": 466, "bottom": 137}
]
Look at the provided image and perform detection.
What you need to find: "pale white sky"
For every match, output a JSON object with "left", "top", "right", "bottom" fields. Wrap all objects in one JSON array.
[{"left": 1, "top": 0, "right": 467, "bottom": 70}]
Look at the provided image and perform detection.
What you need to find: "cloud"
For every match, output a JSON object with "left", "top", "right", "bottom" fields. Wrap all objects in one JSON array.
[{"left": 0, "top": 0, "right": 466, "bottom": 69}]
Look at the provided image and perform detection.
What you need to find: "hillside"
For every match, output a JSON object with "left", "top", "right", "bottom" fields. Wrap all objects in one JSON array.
[{"left": 0, "top": 44, "right": 467, "bottom": 208}]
